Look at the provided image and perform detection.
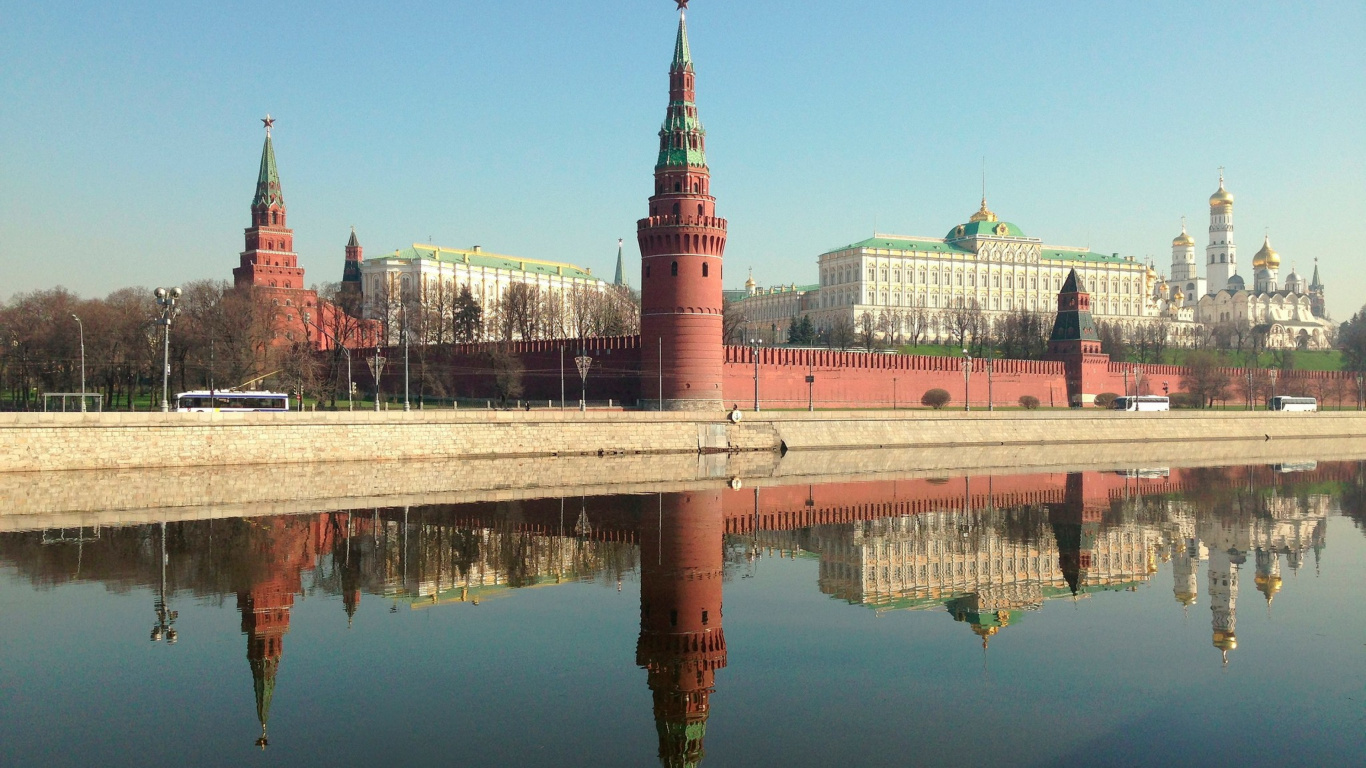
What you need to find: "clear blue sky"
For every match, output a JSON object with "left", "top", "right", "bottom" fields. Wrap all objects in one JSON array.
[{"left": 2, "top": 0, "right": 1363, "bottom": 318}]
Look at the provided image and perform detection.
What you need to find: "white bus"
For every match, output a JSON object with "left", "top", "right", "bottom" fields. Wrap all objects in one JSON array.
[
  {"left": 1109, "top": 395, "right": 1170, "bottom": 412},
  {"left": 175, "top": 391, "right": 290, "bottom": 412},
  {"left": 1268, "top": 396, "right": 1317, "bottom": 412}
]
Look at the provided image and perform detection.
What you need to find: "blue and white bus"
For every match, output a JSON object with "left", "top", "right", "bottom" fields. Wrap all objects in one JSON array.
[
  {"left": 1109, "top": 395, "right": 1171, "bottom": 412},
  {"left": 175, "top": 391, "right": 290, "bottom": 412},
  {"left": 1268, "top": 396, "right": 1317, "bottom": 412}
]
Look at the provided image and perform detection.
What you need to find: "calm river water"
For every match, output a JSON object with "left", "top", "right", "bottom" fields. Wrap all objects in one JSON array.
[{"left": 3, "top": 462, "right": 1365, "bottom": 767}]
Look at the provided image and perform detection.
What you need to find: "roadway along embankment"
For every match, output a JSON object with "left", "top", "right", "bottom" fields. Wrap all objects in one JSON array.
[{"left": 0, "top": 409, "right": 1363, "bottom": 474}]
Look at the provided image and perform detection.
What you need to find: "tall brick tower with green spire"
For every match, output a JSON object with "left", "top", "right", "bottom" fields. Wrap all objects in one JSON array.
[
  {"left": 637, "top": 2, "right": 728, "bottom": 410},
  {"left": 234, "top": 116, "right": 305, "bottom": 292}
]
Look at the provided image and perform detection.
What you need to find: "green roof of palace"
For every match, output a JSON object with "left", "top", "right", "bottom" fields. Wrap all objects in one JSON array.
[
  {"left": 825, "top": 235, "right": 1129, "bottom": 265},
  {"left": 377, "top": 244, "right": 599, "bottom": 281},
  {"left": 946, "top": 219, "right": 1027, "bottom": 240}
]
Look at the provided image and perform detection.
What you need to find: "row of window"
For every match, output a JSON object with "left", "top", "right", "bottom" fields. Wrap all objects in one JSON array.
[{"left": 823, "top": 265, "right": 1144, "bottom": 296}]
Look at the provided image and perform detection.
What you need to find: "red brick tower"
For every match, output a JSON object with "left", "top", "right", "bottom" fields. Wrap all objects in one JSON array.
[
  {"left": 342, "top": 227, "right": 363, "bottom": 292},
  {"left": 637, "top": 2, "right": 728, "bottom": 410},
  {"left": 1045, "top": 269, "right": 1110, "bottom": 407},
  {"left": 234, "top": 116, "right": 306, "bottom": 292},
  {"left": 637, "top": 490, "right": 727, "bottom": 767}
]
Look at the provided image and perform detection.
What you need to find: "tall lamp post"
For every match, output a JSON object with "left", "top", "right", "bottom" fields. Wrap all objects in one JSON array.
[
  {"left": 1357, "top": 372, "right": 1364, "bottom": 412},
  {"left": 575, "top": 353, "right": 593, "bottom": 411},
  {"left": 369, "top": 345, "right": 386, "bottom": 412},
  {"left": 71, "top": 314, "right": 86, "bottom": 412},
  {"left": 750, "top": 339, "right": 762, "bottom": 411},
  {"left": 962, "top": 347, "right": 971, "bottom": 412},
  {"left": 401, "top": 306, "right": 411, "bottom": 412},
  {"left": 154, "top": 287, "right": 181, "bottom": 413}
]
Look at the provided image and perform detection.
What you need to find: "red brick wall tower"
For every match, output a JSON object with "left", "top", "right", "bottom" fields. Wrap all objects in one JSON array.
[
  {"left": 637, "top": 6, "right": 728, "bottom": 410},
  {"left": 637, "top": 490, "right": 727, "bottom": 766},
  {"left": 234, "top": 117, "right": 305, "bottom": 292}
]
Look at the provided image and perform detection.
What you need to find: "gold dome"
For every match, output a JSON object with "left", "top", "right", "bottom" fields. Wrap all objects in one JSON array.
[
  {"left": 1254, "top": 572, "right": 1282, "bottom": 603},
  {"left": 1210, "top": 181, "right": 1234, "bottom": 207},
  {"left": 1172, "top": 230, "right": 1195, "bottom": 247},
  {"left": 1174, "top": 591, "right": 1197, "bottom": 606},
  {"left": 1252, "top": 235, "right": 1280, "bottom": 270},
  {"left": 1212, "top": 630, "right": 1237, "bottom": 652}
]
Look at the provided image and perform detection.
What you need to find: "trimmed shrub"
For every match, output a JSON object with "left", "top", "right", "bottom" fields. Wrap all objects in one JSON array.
[
  {"left": 1018, "top": 395, "right": 1040, "bottom": 410},
  {"left": 921, "top": 388, "right": 952, "bottom": 409},
  {"left": 1093, "top": 392, "right": 1119, "bottom": 408},
  {"left": 1169, "top": 392, "right": 1201, "bottom": 409}
]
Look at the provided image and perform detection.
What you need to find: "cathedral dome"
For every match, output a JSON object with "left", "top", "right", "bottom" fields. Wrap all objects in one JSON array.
[
  {"left": 1209, "top": 183, "right": 1234, "bottom": 208},
  {"left": 1172, "top": 230, "right": 1195, "bottom": 247},
  {"left": 1252, "top": 235, "right": 1280, "bottom": 269}
]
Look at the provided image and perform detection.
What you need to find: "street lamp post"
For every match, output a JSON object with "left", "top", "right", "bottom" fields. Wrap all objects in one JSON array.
[
  {"left": 962, "top": 348, "right": 971, "bottom": 412},
  {"left": 1357, "top": 372, "right": 1364, "bottom": 412},
  {"left": 153, "top": 287, "right": 181, "bottom": 413},
  {"left": 574, "top": 353, "right": 593, "bottom": 411},
  {"left": 402, "top": 315, "right": 411, "bottom": 412},
  {"left": 369, "top": 346, "right": 386, "bottom": 412},
  {"left": 750, "top": 339, "right": 762, "bottom": 411},
  {"left": 71, "top": 314, "right": 86, "bottom": 412}
]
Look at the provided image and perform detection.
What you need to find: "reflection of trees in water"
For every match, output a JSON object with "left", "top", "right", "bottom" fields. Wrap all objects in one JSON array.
[
  {"left": 1339, "top": 462, "right": 1366, "bottom": 534},
  {"left": 0, "top": 518, "right": 304, "bottom": 599}
]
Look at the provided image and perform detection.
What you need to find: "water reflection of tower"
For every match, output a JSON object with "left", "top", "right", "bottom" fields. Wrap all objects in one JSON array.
[
  {"left": 1048, "top": 474, "right": 1104, "bottom": 594},
  {"left": 236, "top": 515, "right": 333, "bottom": 749},
  {"left": 637, "top": 492, "right": 726, "bottom": 768},
  {"left": 1208, "top": 541, "right": 1243, "bottom": 665}
]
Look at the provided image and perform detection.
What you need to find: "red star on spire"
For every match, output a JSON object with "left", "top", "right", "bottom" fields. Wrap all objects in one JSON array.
[
  {"left": 261, "top": 114, "right": 275, "bottom": 135},
  {"left": 674, "top": 0, "right": 689, "bottom": 10}
]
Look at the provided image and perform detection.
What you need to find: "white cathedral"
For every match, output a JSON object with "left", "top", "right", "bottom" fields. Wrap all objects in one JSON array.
[{"left": 1158, "top": 172, "right": 1332, "bottom": 350}]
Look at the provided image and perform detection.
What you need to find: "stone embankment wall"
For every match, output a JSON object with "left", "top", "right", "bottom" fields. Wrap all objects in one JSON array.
[{"left": 2, "top": 410, "right": 1365, "bottom": 475}]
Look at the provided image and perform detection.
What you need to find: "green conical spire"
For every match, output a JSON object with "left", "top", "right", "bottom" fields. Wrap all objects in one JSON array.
[
  {"left": 614, "top": 239, "right": 626, "bottom": 286},
  {"left": 253, "top": 117, "right": 284, "bottom": 209},
  {"left": 1310, "top": 258, "right": 1322, "bottom": 290},
  {"left": 672, "top": 12, "right": 693, "bottom": 72}
]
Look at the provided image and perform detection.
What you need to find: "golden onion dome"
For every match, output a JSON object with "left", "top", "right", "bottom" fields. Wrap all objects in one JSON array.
[
  {"left": 1252, "top": 235, "right": 1280, "bottom": 269},
  {"left": 1172, "top": 229, "right": 1195, "bottom": 247},
  {"left": 1210, "top": 182, "right": 1234, "bottom": 207}
]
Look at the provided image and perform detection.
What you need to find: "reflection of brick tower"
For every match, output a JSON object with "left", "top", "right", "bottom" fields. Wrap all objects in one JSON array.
[
  {"left": 236, "top": 516, "right": 334, "bottom": 749},
  {"left": 637, "top": 4, "right": 728, "bottom": 410},
  {"left": 1046, "top": 269, "right": 1109, "bottom": 407},
  {"left": 1048, "top": 473, "right": 1105, "bottom": 594},
  {"left": 637, "top": 491, "right": 727, "bottom": 767}
]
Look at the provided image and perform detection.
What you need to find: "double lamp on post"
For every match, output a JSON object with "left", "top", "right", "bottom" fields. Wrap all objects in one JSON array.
[{"left": 154, "top": 286, "right": 181, "bottom": 413}]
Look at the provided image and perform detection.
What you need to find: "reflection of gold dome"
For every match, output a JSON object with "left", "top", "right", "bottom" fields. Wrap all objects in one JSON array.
[
  {"left": 1174, "top": 591, "right": 1196, "bottom": 606},
  {"left": 1210, "top": 181, "right": 1234, "bottom": 207},
  {"left": 1212, "top": 630, "right": 1237, "bottom": 651},
  {"left": 1254, "top": 572, "right": 1282, "bottom": 603},
  {"left": 1252, "top": 235, "right": 1280, "bottom": 270},
  {"left": 972, "top": 623, "right": 1000, "bottom": 649}
]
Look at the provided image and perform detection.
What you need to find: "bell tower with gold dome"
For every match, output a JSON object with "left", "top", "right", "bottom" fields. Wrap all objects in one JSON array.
[
  {"left": 1252, "top": 234, "right": 1280, "bottom": 293},
  {"left": 1206, "top": 170, "right": 1238, "bottom": 293},
  {"left": 1169, "top": 217, "right": 1205, "bottom": 304}
]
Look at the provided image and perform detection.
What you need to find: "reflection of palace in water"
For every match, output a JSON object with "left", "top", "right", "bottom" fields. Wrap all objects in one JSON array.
[{"left": 0, "top": 462, "right": 1356, "bottom": 764}]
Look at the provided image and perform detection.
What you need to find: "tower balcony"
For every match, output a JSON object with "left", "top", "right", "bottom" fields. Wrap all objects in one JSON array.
[{"left": 637, "top": 214, "right": 728, "bottom": 231}]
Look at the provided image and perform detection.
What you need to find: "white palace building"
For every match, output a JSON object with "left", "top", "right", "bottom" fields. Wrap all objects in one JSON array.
[{"left": 732, "top": 173, "right": 1333, "bottom": 350}]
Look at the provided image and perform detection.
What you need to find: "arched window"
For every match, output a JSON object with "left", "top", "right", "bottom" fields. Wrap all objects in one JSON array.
[
  {"left": 671, "top": 261, "right": 678, "bottom": 276},
  {"left": 880, "top": 268, "right": 888, "bottom": 281},
  {"left": 672, "top": 203, "right": 680, "bottom": 216},
  {"left": 867, "top": 268, "right": 875, "bottom": 282},
  {"left": 702, "top": 263, "right": 709, "bottom": 277},
  {"left": 697, "top": 203, "right": 704, "bottom": 217},
  {"left": 674, "top": 182, "right": 681, "bottom": 192}
]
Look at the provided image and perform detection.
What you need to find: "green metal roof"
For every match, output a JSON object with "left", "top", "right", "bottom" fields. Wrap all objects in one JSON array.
[
  {"left": 946, "top": 219, "right": 1027, "bottom": 240},
  {"left": 378, "top": 244, "right": 599, "bottom": 281},
  {"left": 827, "top": 236, "right": 972, "bottom": 256},
  {"left": 672, "top": 13, "right": 693, "bottom": 71},
  {"left": 253, "top": 134, "right": 283, "bottom": 209},
  {"left": 1040, "top": 248, "right": 1128, "bottom": 264}
]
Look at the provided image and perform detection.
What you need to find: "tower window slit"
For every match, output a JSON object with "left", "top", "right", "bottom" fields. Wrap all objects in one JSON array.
[{"left": 671, "top": 261, "right": 678, "bottom": 277}]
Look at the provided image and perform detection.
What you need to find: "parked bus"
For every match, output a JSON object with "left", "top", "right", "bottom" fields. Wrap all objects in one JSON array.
[
  {"left": 1109, "top": 395, "right": 1171, "bottom": 412},
  {"left": 175, "top": 391, "right": 290, "bottom": 412},
  {"left": 1268, "top": 396, "right": 1317, "bottom": 412}
]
